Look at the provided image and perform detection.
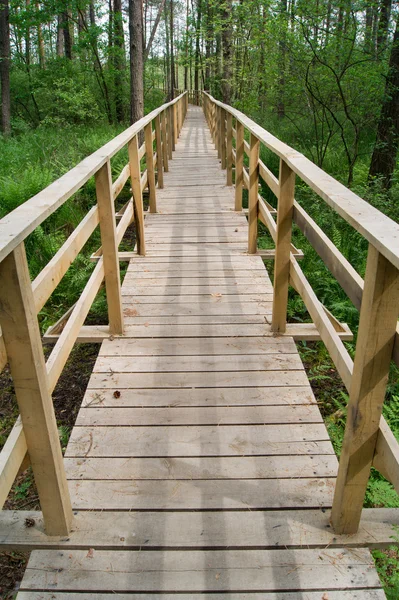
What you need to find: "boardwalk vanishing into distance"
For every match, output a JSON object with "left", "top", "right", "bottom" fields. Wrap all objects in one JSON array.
[{"left": 1, "top": 93, "right": 399, "bottom": 598}]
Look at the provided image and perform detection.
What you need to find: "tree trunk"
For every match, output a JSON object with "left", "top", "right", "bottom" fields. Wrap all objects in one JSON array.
[
  {"left": 184, "top": 0, "right": 189, "bottom": 89},
  {"left": 37, "top": 3, "right": 45, "bottom": 68},
  {"left": 194, "top": 0, "right": 201, "bottom": 93},
  {"left": 0, "top": 0, "right": 11, "bottom": 135},
  {"left": 26, "top": 0, "right": 30, "bottom": 67},
  {"left": 204, "top": 0, "right": 211, "bottom": 90},
  {"left": 56, "top": 13, "right": 64, "bottom": 57},
  {"left": 164, "top": 3, "right": 171, "bottom": 98},
  {"left": 369, "top": 14, "right": 399, "bottom": 189},
  {"left": 114, "top": 0, "right": 126, "bottom": 122},
  {"left": 129, "top": 0, "right": 144, "bottom": 124},
  {"left": 377, "top": 0, "right": 392, "bottom": 54},
  {"left": 169, "top": 0, "right": 176, "bottom": 98},
  {"left": 221, "top": 0, "right": 232, "bottom": 103},
  {"left": 63, "top": 10, "right": 72, "bottom": 59},
  {"left": 144, "top": 0, "right": 167, "bottom": 62},
  {"left": 277, "top": 0, "right": 287, "bottom": 118}
]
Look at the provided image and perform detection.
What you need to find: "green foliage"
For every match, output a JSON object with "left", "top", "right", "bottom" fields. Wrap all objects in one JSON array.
[
  {"left": 373, "top": 529, "right": 399, "bottom": 600},
  {"left": 41, "top": 78, "right": 102, "bottom": 126}
]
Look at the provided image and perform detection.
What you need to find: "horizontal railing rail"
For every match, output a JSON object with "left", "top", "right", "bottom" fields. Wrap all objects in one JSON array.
[
  {"left": 203, "top": 90, "right": 399, "bottom": 536},
  {"left": 0, "top": 92, "right": 188, "bottom": 536}
]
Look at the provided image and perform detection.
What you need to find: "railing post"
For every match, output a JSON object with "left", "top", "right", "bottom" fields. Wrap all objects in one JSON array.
[
  {"left": 167, "top": 106, "right": 173, "bottom": 158},
  {"left": 128, "top": 135, "right": 145, "bottom": 255},
  {"left": 271, "top": 159, "right": 296, "bottom": 332},
  {"left": 247, "top": 133, "right": 260, "bottom": 254},
  {"left": 0, "top": 243, "right": 72, "bottom": 535},
  {"left": 144, "top": 122, "right": 157, "bottom": 213},
  {"left": 235, "top": 121, "right": 244, "bottom": 211},
  {"left": 161, "top": 110, "right": 169, "bottom": 172},
  {"left": 170, "top": 105, "right": 176, "bottom": 152},
  {"left": 154, "top": 114, "right": 163, "bottom": 188},
  {"left": 220, "top": 107, "right": 226, "bottom": 170},
  {"left": 217, "top": 106, "right": 221, "bottom": 159},
  {"left": 95, "top": 160, "right": 124, "bottom": 334},
  {"left": 331, "top": 244, "right": 399, "bottom": 534},
  {"left": 226, "top": 112, "right": 233, "bottom": 185},
  {"left": 173, "top": 103, "right": 178, "bottom": 146}
]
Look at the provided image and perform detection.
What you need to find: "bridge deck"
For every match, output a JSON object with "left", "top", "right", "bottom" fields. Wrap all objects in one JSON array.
[{"left": 17, "top": 107, "right": 385, "bottom": 598}]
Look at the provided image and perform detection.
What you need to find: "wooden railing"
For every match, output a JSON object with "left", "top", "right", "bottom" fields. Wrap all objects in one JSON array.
[
  {"left": 0, "top": 92, "right": 187, "bottom": 535},
  {"left": 175, "top": 89, "right": 202, "bottom": 106},
  {"left": 203, "top": 91, "right": 399, "bottom": 535}
]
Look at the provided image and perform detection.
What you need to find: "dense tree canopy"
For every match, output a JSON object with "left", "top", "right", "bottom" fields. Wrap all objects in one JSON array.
[{"left": 0, "top": 0, "right": 399, "bottom": 188}]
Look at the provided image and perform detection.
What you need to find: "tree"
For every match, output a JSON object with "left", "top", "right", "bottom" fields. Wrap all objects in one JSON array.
[
  {"left": 369, "top": 12, "right": 399, "bottom": 189},
  {"left": 0, "top": 0, "right": 11, "bottom": 135},
  {"left": 129, "top": 0, "right": 144, "bottom": 123},
  {"left": 221, "top": 0, "right": 232, "bottom": 103},
  {"left": 113, "top": 0, "right": 126, "bottom": 122}
]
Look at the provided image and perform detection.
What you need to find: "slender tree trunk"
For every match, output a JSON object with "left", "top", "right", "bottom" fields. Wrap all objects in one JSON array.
[
  {"left": 164, "top": 3, "right": 171, "bottom": 98},
  {"left": 144, "top": 0, "right": 167, "bottom": 62},
  {"left": 0, "top": 0, "right": 11, "bottom": 135},
  {"left": 170, "top": 0, "right": 176, "bottom": 98},
  {"left": 26, "top": 0, "right": 31, "bottom": 67},
  {"left": 114, "top": 0, "right": 126, "bottom": 122},
  {"left": 184, "top": 0, "right": 189, "bottom": 89},
  {"left": 369, "top": 13, "right": 399, "bottom": 189},
  {"left": 377, "top": 0, "right": 392, "bottom": 54},
  {"left": 194, "top": 0, "right": 201, "bottom": 93},
  {"left": 63, "top": 9, "right": 72, "bottom": 59},
  {"left": 56, "top": 13, "right": 64, "bottom": 56},
  {"left": 129, "top": 0, "right": 144, "bottom": 124},
  {"left": 37, "top": 3, "right": 45, "bottom": 68},
  {"left": 221, "top": 0, "right": 232, "bottom": 103},
  {"left": 277, "top": 0, "right": 287, "bottom": 118},
  {"left": 205, "top": 0, "right": 211, "bottom": 90}
]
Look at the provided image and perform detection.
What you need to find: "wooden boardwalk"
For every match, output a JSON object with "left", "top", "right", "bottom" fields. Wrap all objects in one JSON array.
[{"left": 16, "top": 107, "right": 386, "bottom": 598}]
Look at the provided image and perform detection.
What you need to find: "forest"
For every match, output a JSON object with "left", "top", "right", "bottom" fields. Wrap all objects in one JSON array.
[{"left": 1, "top": 0, "right": 399, "bottom": 597}]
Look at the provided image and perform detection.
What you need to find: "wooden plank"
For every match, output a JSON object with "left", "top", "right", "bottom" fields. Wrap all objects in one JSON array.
[
  {"left": 66, "top": 424, "right": 331, "bottom": 457},
  {"left": 3, "top": 509, "right": 399, "bottom": 554},
  {"left": 16, "top": 591, "right": 387, "bottom": 600},
  {"left": 20, "top": 548, "right": 380, "bottom": 592},
  {"left": 93, "top": 354, "right": 302, "bottom": 373},
  {"left": 121, "top": 315, "right": 271, "bottom": 325},
  {"left": 0, "top": 417, "right": 27, "bottom": 509},
  {"left": 68, "top": 478, "right": 335, "bottom": 510},
  {"left": 122, "top": 284, "right": 271, "bottom": 295},
  {"left": 248, "top": 133, "right": 260, "bottom": 253},
  {"left": 0, "top": 243, "right": 72, "bottom": 535},
  {"left": 98, "top": 336, "right": 295, "bottom": 356},
  {"left": 65, "top": 454, "right": 334, "bottom": 479},
  {"left": 121, "top": 302, "right": 272, "bottom": 317},
  {"left": 87, "top": 370, "right": 309, "bottom": 389},
  {"left": 226, "top": 111, "right": 233, "bottom": 186},
  {"left": 128, "top": 135, "right": 145, "bottom": 255},
  {"left": 112, "top": 163, "right": 130, "bottom": 200},
  {"left": 46, "top": 260, "right": 104, "bottom": 393},
  {"left": 332, "top": 245, "right": 399, "bottom": 534},
  {"left": 373, "top": 416, "right": 399, "bottom": 494},
  {"left": 160, "top": 109, "right": 169, "bottom": 172},
  {"left": 154, "top": 114, "right": 163, "bottom": 188},
  {"left": 144, "top": 122, "right": 157, "bottom": 212},
  {"left": 123, "top": 276, "right": 269, "bottom": 286},
  {"left": 272, "top": 159, "right": 296, "bottom": 332},
  {"left": 75, "top": 404, "right": 322, "bottom": 426},
  {"left": 95, "top": 161, "right": 124, "bottom": 334},
  {"left": 31, "top": 206, "right": 99, "bottom": 312},
  {"left": 290, "top": 257, "right": 353, "bottom": 390},
  {"left": 82, "top": 386, "right": 317, "bottom": 407}
]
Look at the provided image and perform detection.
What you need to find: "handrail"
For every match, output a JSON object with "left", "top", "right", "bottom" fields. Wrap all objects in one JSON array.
[
  {"left": 0, "top": 93, "right": 186, "bottom": 265},
  {"left": 204, "top": 92, "right": 399, "bottom": 271},
  {"left": 0, "top": 91, "right": 188, "bottom": 536},
  {"left": 202, "top": 90, "right": 399, "bottom": 537}
]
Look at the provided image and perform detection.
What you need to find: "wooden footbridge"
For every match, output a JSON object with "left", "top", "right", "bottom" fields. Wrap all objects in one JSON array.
[{"left": 1, "top": 91, "right": 399, "bottom": 598}]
